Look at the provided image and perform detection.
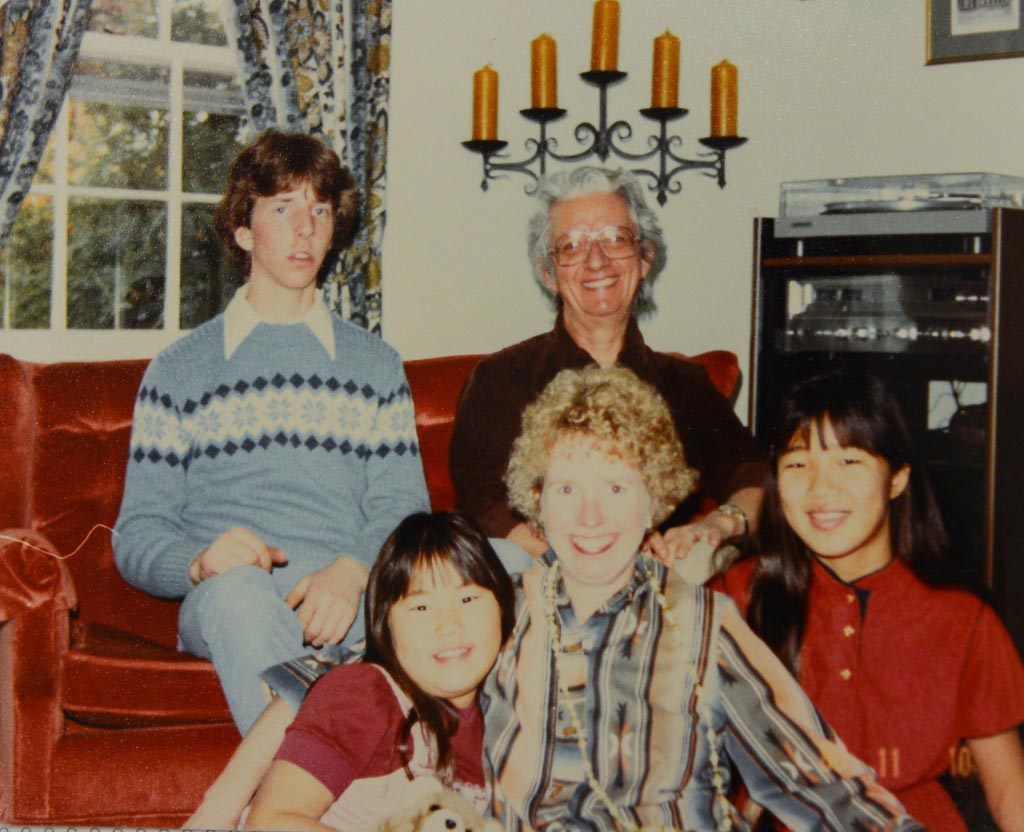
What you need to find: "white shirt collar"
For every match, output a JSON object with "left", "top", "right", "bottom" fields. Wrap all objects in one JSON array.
[{"left": 223, "top": 285, "right": 336, "bottom": 360}]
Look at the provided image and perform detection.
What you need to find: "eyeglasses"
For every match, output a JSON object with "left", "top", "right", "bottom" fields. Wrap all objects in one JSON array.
[{"left": 549, "top": 225, "right": 641, "bottom": 267}]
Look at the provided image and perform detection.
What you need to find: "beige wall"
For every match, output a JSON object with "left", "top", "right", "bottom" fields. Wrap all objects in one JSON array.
[
  {"left": 7, "top": 0, "right": 1024, "bottom": 418},
  {"left": 383, "top": 0, "right": 1024, "bottom": 417}
]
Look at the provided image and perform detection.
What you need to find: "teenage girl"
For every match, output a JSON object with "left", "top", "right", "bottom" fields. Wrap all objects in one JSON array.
[
  {"left": 712, "top": 370, "right": 1024, "bottom": 831},
  {"left": 236, "top": 511, "right": 516, "bottom": 831}
]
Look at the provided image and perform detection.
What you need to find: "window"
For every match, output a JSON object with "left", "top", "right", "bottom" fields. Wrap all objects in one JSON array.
[{"left": 1, "top": 0, "right": 247, "bottom": 332}]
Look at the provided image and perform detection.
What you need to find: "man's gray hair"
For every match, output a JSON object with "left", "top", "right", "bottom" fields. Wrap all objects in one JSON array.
[{"left": 526, "top": 167, "right": 667, "bottom": 315}]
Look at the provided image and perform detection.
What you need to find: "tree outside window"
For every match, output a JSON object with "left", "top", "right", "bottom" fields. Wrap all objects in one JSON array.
[{"left": 1, "top": 0, "right": 245, "bottom": 332}]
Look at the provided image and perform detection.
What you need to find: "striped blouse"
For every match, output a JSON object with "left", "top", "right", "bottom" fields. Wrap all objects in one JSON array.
[{"left": 481, "top": 552, "right": 926, "bottom": 832}]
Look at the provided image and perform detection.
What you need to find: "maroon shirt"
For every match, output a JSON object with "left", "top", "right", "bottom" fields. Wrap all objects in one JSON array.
[
  {"left": 277, "top": 662, "right": 485, "bottom": 798},
  {"left": 450, "top": 315, "right": 767, "bottom": 536},
  {"left": 714, "top": 556, "right": 1024, "bottom": 831}
]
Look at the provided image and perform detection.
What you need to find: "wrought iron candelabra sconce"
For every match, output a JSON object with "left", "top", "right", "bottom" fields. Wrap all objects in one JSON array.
[{"left": 462, "top": 69, "right": 748, "bottom": 206}]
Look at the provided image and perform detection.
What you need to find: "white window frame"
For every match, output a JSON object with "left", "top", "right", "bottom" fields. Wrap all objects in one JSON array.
[{"left": 1, "top": 2, "right": 243, "bottom": 360}]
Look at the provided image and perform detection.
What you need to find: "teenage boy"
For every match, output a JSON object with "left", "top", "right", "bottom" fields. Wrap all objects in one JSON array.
[{"left": 113, "top": 130, "right": 429, "bottom": 734}]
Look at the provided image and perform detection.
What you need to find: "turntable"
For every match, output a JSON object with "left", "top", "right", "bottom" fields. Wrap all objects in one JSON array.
[{"left": 776, "top": 172, "right": 1024, "bottom": 237}]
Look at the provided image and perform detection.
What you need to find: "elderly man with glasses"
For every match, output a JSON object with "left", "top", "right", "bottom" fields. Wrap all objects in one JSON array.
[{"left": 450, "top": 166, "right": 767, "bottom": 566}]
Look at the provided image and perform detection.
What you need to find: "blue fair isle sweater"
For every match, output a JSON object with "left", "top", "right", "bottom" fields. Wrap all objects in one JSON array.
[{"left": 113, "top": 312, "right": 429, "bottom": 609}]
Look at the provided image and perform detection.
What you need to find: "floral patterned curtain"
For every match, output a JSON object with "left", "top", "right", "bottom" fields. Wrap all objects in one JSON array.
[
  {"left": 0, "top": 0, "right": 94, "bottom": 251},
  {"left": 222, "top": 0, "right": 390, "bottom": 333}
]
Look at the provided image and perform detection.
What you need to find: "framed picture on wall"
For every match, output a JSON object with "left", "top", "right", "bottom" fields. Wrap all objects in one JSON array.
[{"left": 928, "top": 0, "right": 1024, "bottom": 63}]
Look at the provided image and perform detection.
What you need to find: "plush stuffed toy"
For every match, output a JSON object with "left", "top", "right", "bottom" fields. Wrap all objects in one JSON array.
[{"left": 376, "top": 776, "right": 502, "bottom": 832}]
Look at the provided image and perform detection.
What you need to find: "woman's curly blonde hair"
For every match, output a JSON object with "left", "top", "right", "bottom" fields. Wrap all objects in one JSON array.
[{"left": 505, "top": 366, "right": 697, "bottom": 531}]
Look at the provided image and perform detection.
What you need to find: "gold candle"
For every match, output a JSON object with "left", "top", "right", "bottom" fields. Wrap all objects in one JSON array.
[
  {"left": 531, "top": 34, "right": 558, "bottom": 108},
  {"left": 710, "top": 59, "right": 738, "bottom": 137},
  {"left": 472, "top": 65, "right": 499, "bottom": 141},
  {"left": 590, "top": 0, "right": 620, "bottom": 71},
  {"left": 651, "top": 31, "right": 680, "bottom": 108}
]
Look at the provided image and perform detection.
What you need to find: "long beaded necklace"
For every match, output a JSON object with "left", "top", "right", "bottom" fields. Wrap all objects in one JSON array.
[{"left": 543, "top": 557, "right": 733, "bottom": 832}]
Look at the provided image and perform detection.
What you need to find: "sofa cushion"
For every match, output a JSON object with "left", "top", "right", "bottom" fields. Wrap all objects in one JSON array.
[
  {"left": 62, "top": 621, "right": 232, "bottom": 728},
  {"left": 27, "top": 360, "right": 188, "bottom": 647},
  {"left": 405, "top": 354, "right": 483, "bottom": 511},
  {"left": 691, "top": 349, "right": 741, "bottom": 400},
  {"left": 47, "top": 721, "right": 240, "bottom": 825}
]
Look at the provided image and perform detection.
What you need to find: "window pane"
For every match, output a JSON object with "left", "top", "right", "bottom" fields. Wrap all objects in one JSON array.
[
  {"left": 173, "top": 0, "right": 228, "bottom": 45},
  {"left": 184, "top": 111, "right": 244, "bottom": 194},
  {"left": 87, "top": 0, "right": 158, "bottom": 38},
  {"left": 1, "top": 196, "right": 53, "bottom": 329},
  {"left": 181, "top": 202, "right": 238, "bottom": 328},
  {"left": 184, "top": 69, "right": 245, "bottom": 193},
  {"left": 68, "top": 198, "right": 166, "bottom": 329},
  {"left": 69, "top": 61, "right": 170, "bottom": 190},
  {"left": 35, "top": 129, "right": 57, "bottom": 185}
]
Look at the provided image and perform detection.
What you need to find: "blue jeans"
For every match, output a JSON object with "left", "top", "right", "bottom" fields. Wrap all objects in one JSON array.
[{"left": 178, "top": 565, "right": 350, "bottom": 734}]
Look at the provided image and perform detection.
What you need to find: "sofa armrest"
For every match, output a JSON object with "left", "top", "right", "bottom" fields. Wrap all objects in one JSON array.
[{"left": 0, "top": 529, "right": 78, "bottom": 624}]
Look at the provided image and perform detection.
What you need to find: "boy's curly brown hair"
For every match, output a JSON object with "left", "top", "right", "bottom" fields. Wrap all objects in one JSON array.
[{"left": 214, "top": 130, "right": 359, "bottom": 286}]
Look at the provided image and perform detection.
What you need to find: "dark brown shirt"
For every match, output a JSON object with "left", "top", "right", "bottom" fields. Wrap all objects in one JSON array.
[{"left": 449, "top": 315, "right": 768, "bottom": 537}]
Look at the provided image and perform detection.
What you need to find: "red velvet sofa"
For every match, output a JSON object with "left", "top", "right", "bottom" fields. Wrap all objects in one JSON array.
[{"left": 0, "top": 348, "right": 739, "bottom": 826}]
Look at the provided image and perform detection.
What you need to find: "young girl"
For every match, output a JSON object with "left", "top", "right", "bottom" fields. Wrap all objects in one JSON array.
[
  {"left": 712, "top": 370, "right": 1024, "bottom": 831},
  {"left": 240, "top": 511, "right": 516, "bottom": 832}
]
